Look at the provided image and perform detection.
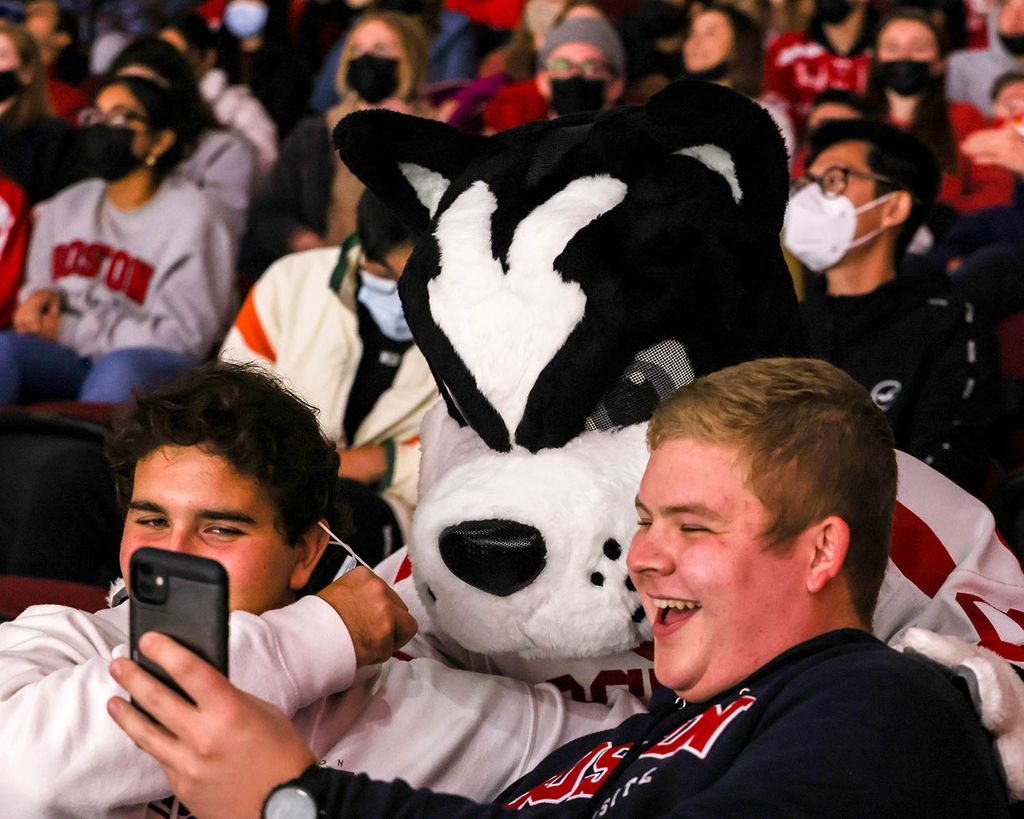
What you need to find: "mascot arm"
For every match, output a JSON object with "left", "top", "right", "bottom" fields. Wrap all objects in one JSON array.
[{"left": 879, "top": 453, "right": 1024, "bottom": 669}]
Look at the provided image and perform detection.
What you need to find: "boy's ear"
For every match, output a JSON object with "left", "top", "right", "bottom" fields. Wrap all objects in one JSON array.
[
  {"left": 289, "top": 521, "right": 331, "bottom": 592},
  {"left": 332, "top": 110, "right": 487, "bottom": 233},
  {"left": 805, "top": 515, "right": 850, "bottom": 595},
  {"left": 882, "top": 190, "right": 914, "bottom": 230}
]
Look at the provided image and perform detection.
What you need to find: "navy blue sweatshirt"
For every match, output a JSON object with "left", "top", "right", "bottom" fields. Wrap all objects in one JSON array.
[{"left": 296, "top": 630, "right": 1008, "bottom": 817}]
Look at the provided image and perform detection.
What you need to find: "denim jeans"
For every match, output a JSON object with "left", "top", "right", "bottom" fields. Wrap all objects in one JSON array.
[{"left": 0, "top": 332, "right": 195, "bottom": 405}]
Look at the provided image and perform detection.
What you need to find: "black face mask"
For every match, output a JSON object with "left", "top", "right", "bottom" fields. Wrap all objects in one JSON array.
[
  {"left": 549, "top": 76, "right": 606, "bottom": 116},
  {"left": 817, "top": 0, "right": 853, "bottom": 25},
  {"left": 0, "top": 69, "right": 21, "bottom": 104},
  {"left": 1000, "top": 32, "right": 1024, "bottom": 56},
  {"left": 82, "top": 124, "right": 141, "bottom": 181},
  {"left": 875, "top": 59, "right": 933, "bottom": 96},
  {"left": 683, "top": 60, "right": 729, "bottom": 83},
  {"left": 346, "top": 54, "right": 399, "bottom": 104}
]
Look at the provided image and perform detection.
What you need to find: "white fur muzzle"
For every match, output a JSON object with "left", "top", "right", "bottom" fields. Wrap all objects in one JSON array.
[{"left": 411, "top": 403, "right": 651, "bottom": 659}]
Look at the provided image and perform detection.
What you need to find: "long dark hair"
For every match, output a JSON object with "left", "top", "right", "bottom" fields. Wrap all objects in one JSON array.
[
  {"left": 866, "top": 9, "right": 958, "bottom": 174},
  {"left": 108, "top": 36, "right": 220, "bottom": 169}
]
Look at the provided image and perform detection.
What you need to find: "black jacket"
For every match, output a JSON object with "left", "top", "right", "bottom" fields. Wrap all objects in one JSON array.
[
  {"left": 238, "top": 115, "right": 332, "bottom": 284},
  {"left": 802, "top": 270, "right": 1000, "bottom": 494},
  {"left": 0, "top": 116, "right": 81, "bottom": 204}
]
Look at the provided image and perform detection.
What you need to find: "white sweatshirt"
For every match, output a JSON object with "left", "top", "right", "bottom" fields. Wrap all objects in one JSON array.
[{"left": 0, "top": 594, "right": 642, "bottom": 818}]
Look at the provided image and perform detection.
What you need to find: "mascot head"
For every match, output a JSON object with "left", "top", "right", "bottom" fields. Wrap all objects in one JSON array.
[{"left": 335, "top": 81, "right": 805, "bottom": 661}]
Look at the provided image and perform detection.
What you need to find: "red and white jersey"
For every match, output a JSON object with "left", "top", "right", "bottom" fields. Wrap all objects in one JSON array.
[
  {"left": 383, "top": 450, "right": 1024, "bottom": 704},
  {"left": 763, "top": 31, "right": 871, "bottom": 137}
]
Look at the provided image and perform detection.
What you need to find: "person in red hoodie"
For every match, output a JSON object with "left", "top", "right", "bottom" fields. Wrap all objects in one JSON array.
[{"left": 866, "top": 8, "right": 1013, "bottom": 215}]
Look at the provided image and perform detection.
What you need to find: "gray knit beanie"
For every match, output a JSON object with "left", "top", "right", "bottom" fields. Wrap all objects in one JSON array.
[{"left": 538, "top": 17, "right": 627, "bottom": 79}]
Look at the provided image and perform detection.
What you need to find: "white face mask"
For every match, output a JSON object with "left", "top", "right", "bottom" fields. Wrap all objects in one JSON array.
[
  {"left": 357, "top": 268, "right": 413, "bottom": 342},
  {"left": 782, "top": 184, "right": 896, "bottom": 272}
]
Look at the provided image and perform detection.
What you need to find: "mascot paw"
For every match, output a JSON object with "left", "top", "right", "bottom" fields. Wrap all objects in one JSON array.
[{"left": 895, "top": 627, "right": 1024, "bottom": 801}]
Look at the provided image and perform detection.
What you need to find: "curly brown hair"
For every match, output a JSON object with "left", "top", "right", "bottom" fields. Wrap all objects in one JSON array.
[{"left": 106, "top": 361, "right": 342, "bottom": 545}]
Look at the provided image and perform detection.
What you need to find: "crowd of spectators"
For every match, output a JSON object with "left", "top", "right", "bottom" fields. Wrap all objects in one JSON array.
[{"left": 0, "top": 0, "right": 1023, "bottom": 561}]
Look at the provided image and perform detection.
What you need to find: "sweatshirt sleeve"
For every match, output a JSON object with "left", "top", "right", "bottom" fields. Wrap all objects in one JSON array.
[
  {"left": 0, "top": 596, "right": 356, "bottom": 817},
  {"left": 188, "top": 131, "right": 257, "bottom": 244},
  {"left": 17, "top": 193, "right": 61, "bottom": 303},
  {"left": 315, "top": 656, "right": 644, "bottom": 801},
  {"left": 57, "top": 201, "right": 236, "bottom": 360}
]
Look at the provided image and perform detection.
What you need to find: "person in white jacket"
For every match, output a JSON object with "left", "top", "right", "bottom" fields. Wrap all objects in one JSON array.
[
  {"left": 161, "top": 11, "right": 279, "bottom": 180},
  {"left": 0, "top": 361, "right": 642, "bottom": 819},
  {"left": 221, "top": 190, "right": 440, "bottom": 563}
]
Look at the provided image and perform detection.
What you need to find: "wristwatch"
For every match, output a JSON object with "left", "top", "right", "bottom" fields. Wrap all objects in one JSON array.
[{"left": 262, "top": 764, "right": 325, "bottom": 819}]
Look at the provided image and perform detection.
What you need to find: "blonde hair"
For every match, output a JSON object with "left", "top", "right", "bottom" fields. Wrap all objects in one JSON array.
[
  {"left": 0, "top": 21, "right": 52, "bottom": 133},
  {"left": 336, "top": 11, "right": 429, "bottom": 104},
  {"left": 648, "top": 357, "right": 896, "bottom": 625}
]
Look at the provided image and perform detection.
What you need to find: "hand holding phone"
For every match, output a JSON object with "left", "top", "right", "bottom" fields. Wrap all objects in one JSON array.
[{"left": 129, "top": 548, "right": 229, "bottom": 705}]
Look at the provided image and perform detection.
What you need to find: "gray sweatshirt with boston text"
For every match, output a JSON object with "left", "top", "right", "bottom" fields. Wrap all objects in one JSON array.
[{"left": 21, "top": 176, "right": 236, "bottom": 361}]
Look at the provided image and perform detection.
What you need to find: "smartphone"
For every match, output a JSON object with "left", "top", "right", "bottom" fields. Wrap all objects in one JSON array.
[{"left": 129, "top": 548, "right": 229, "bottom": 705}]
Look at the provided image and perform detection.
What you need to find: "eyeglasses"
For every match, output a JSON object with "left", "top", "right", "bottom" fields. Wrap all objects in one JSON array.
[
  {"left": 791, "top": 164, "right": 900, "bottom": 199},
  {"left": 545, "top": 57, "right": 614, "bottom": 80},
  {"left": 77, "top": 106, "right": 150, "bottom": 129}
]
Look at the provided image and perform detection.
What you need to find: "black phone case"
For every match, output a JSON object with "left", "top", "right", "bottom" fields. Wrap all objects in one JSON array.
[{"left": 129, "top": 548, "right": 229, "bottom": 704}]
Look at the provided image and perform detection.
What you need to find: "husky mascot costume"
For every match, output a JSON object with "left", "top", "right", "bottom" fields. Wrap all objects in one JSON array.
[{"left": 332, "top": 81, "right": 1024, "bottom": 797}]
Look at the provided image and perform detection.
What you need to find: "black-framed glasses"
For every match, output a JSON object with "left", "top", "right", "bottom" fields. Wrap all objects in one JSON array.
[
  {"left": 791, "top": 164, "right": 901, "bottom": 199},
  {"left": 77, "top": 106, "right": 150, "bottom": 129}
]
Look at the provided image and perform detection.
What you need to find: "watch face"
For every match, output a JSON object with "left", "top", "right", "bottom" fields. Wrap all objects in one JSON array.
[{"left": 264, "top": 785, "right": 318, "bottom": 819}]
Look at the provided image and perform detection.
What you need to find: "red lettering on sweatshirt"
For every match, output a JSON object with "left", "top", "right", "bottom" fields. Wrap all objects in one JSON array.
[
  {"left": 590, "top": 669, "right": 646, "bottom": 703},
  {"left": 51, "top": 241, "right": 155, "bottom": 303},
  {"left": 505, "top": 742, "right": 632, "bottom": 808},
  {"left": 641, "top": 694, "right": 756, "bottom": 761},
  {"left": 505, "top": 693, "right": 756, "bottom": 810},
  {"left": 124, "top": 261, "right": 154, "bottom": 305}
]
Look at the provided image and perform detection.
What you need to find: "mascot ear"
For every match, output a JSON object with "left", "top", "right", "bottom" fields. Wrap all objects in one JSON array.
[
  {"left": 644, "top": 80, "right": 790, "bottom": 234},
  {"left": 333, "top": 110, "right": 487, "bottom": 233}
]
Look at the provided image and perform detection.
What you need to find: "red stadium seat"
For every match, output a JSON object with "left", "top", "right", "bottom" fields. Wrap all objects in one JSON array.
[{"left": 0, "top": 575, "right": 108, "bottom": 621}]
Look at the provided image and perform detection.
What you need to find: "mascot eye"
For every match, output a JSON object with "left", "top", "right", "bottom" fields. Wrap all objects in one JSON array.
[{"left": 584, "top": 340, "right": 695, "bottom": 431}]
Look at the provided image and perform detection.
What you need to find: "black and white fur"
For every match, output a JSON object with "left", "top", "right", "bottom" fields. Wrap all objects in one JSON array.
[{"left": 335, "top": 82, "right": 803, "bottom": 660}]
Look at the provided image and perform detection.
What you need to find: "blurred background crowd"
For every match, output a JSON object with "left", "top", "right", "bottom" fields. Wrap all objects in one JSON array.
[{"left": 1, "top": 0, "right": 1024, "bottom": 593}]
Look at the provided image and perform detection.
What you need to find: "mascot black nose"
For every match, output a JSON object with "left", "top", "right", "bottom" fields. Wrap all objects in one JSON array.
[{"left": 439, "top": 519, "right": 546, "bottom": 597}]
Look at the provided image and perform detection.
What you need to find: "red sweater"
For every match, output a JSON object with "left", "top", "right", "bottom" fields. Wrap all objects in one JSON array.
[
  {"left": 763, "top": 29, "right": 871, "bottom": 137},
  {"left": 446, "top": 0, "right": 524, "bottom": 30},
  {"left": 891, "top": 102, "right": 1013, "bottom": 215},
  {"left": 483, "top": 78, "right": 549, "bottom": 133},
  {"left": 46, "top": 69, "right": 88, "bottom": 124}
]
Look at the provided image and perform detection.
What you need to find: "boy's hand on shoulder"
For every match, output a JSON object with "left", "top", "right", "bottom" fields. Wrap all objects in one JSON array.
[{"left": 317, "top": 567, "right": 418, "bottom": 666}]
